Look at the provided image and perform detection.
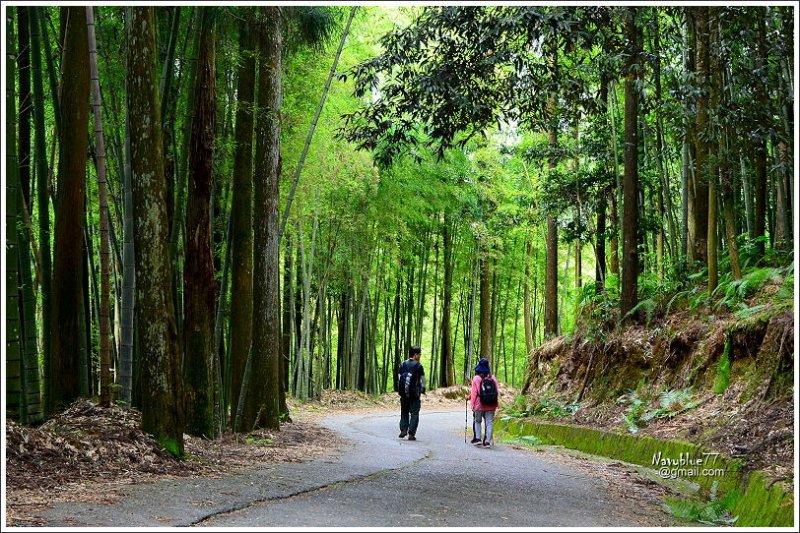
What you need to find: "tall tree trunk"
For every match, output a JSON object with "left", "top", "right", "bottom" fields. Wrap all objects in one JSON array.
[
  {"left": 182, "top": 6, "right": 217, "bottom": 438},
  {"left": 247, "top": 6, "right": 282, "bottom": 431},
  {"left": 465, "top": 260, "right": 478, "bottom": 380},
  {"left": 119, "top": 104, "right": 135, "bottom": 405},
  {"left": 171, "top": 8, "right": 200, "bottom": 342},
  {"left": 544, "top": 43, "right": 559, "bottom": 338},
  {"left": 19, "top": 230, "right": 42, "bottom": 422},
  {"left": 50, "top": 6, "right": 89, "bottom": 413},
  {"left": 532, "top": 249, "right": 540, "bottom": 345},
  {"left": 523, "top": 238, "right": 535, "bottom": 354},
  {"left": 160, "top": 6, "right": 181, "bottom": 229},
  {"left": 86, "top": 6, "right": 113, "bottom": 407},
  {"left": 753, "top": 13, "right": 769, "bottom": 257},
  {"left": 17, "top": 6, "right": 43, "bottom": 423},
  {"left": 392, "top": 275, "right": 402, "bottom": 390},
  {"left": 774, "top": 142, "right": 789, "bottom": 250},
  {"left": 684, "top": 9, "right": 696, "bottom": 263},
  {"left": 707, "top": 7, "right": 719, "bottom": 292},
  {"left": 17, "top": 7, "right": 31, "bottom": 208},
  {"left": 511, "top": 277, "right": 522, "bottom": 387},
  {"left": 337, "top": 286, "right": 351, "bottom": 389},
  {"left": 690, "top": 6, "right": 710, "bottom": 267},
  {"left": 777, "top": 33, "right": 793, "bottom": 244},
  {"left": 717, "top": 24, "right": 742, "bottom": 280},
  {"left": 29, "top": 7, "right": 52, "bottom": 412},
  {"left": 595, "top": 77, "right": 609, "bottom": 290},
  {"left": 429, "top": 231, "right": 440, "bottom": 389},
  {"left": 596, "top": 191, "right": 607, "bottom": 290},
  {"left": 281, "top": 233, "right": 292, "bottom": 395},
  {"left": 608, "top": 81, "right": 621, "bottom": 277},
  {"left": 775, "top": 44, "right": 792, "bottom": 249},
  {"left": 479, "top": 253, "right": 492, "bottom": 365},
  {"left": 404, "top": 262, "right": 414, "bottom": 358},
  {"left": 292, "top": 237, "right": 302, "bottom": 393},
  {"left": 415, "top": 237, "right": 429, "bottom": 346},
  {"left": 80, "top": 223, "right": 91, "bottom": 396},
  {"left": 353, "top": 273, "right": 370, "bottom": 392},
  {"left": 560, "top": 241, "right": 571, "bottom": 320},
  {"left": 621, "top": 7, "right": 640, "bottom": 321},
  {"left": 297, "top": 222, "right": 314, "bottom": 400},
  {"left": 545, "top": 217, "right": 558, "bottom": 336},
  {"left": 573, "top": 119, "right": 582, "bottom": 289},
  {"left": 127, "top": 6, "right": 184, "bottom": 456},
  {"left": 7, "top": 13, "right": 24, "bottom": 420},
  {"left": 652, "top": 16, "right": 666, "bottom": 279}
]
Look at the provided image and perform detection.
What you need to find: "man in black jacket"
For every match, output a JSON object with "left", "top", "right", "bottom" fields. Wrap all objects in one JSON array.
[{"left": 397, "top": 346, "right": 425, "bottom": 440}]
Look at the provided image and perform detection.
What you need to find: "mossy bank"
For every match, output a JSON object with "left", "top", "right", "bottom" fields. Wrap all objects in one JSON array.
[{"left": 508, "top": 286, "right": 793, "bottom": 527}]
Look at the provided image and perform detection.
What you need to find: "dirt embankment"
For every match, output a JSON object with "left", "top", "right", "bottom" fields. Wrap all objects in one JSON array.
[{"left": 517, "top": 306, "right": 794, "bottom": 483}]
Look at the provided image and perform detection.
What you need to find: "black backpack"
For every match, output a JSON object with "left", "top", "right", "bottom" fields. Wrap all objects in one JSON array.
[
  {"left": 398, "top": 361, "right": 419, "bottom": 398},
  {"left": 479, "top": 376, "right": 498, "bottom": 405}
]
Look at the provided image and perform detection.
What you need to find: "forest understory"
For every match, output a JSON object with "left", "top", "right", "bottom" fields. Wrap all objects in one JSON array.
[{"left": 516, "top": 274, "right": 794, "bottom": 490}]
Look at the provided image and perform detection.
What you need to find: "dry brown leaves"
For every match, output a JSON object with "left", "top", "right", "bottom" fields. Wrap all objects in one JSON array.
[
  {"left": 5, "top": 397, "right": 345, "bottom": 526},
  {"left": 6, "top": 399, "right": 193, "bottom": 492}
]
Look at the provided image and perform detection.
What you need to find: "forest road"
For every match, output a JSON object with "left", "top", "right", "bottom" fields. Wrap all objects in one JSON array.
[{"left": 36, "top": 408, "right": 673, "bottom": 527}]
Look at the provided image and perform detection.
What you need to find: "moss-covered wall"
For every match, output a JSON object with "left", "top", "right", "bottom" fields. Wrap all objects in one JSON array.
[{"left": 496, "top": 418, "right": 794, "bottom": 527}]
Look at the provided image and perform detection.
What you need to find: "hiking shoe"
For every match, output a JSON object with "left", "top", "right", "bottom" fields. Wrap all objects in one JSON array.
[
  {"left": 398, "top": 431, "right": 407, "bottom": 438},
  {"left": 470, "top": 438, "right": 482, "bottom": 444},
  {"left": 408, "top": 434, "right": 417, "bottom": 441}
]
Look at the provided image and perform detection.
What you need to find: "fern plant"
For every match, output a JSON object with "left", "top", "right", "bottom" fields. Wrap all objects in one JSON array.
[
  {"left": 641, "top": 388, "right": 699, "bottom": 422},
  {"left": 618, "top": 389, "right": 647, "bottom": 433}
]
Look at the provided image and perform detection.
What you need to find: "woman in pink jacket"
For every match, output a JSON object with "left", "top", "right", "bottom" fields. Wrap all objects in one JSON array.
[{"left": 469, "top": 358, "right": 499, "bottom": 448}]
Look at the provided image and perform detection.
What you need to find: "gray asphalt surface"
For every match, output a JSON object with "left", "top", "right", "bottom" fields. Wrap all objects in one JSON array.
[{"left": 36, "top": 407, "right": 667, "bottom": 527}]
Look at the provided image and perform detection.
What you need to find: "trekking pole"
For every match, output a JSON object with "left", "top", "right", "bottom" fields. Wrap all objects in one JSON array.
[{"left": 464, "top": 394, "right": 468, "bottom": 443}]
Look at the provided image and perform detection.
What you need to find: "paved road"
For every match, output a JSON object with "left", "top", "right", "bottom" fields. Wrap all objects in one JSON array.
[{"left": 36, "top": 408, "right": 669, "bottom": 527}]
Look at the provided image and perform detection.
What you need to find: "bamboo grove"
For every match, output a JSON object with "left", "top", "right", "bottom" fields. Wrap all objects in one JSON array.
[{"left": 4, "top": 5, "right": 794, "bottom": 454}]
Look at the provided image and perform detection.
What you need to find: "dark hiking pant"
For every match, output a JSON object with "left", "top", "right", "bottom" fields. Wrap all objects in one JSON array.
[{"left": 399, "top": 396, "right": 421, "bottom": 435}]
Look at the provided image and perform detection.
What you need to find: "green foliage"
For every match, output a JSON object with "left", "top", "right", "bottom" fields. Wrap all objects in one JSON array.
[
  {"left": 640, "top": 388, "right": 699, "bottom": 423},
  {"left": 619, "top": 389, "right": 648, "bottom": 433},
  {"left": 733, "top": 303, "right": 771, "bottom": 320},
  {"left": 500, "top": 394, "right": 531, "bottom": 419},
  {"left": 712, "top": 338, "right": 732, "bottom": 394},
  {"left": 711, "top": 267, "right": 785, "bottom": 312},
  {"left": 575, "top": 280, "right": 619, "bottom": 341},
  {"left": 158, "top": 436, "right": 182, "bottom": 458},
  {"left": 503, "top": 435, "right": 544, "bottom": 447},
  {"left": 500, "top": 393, "right": 579, "bottom": 420},
  {"left": 618, "top": 386, "right": 700, "bottom": 432},
  {"left": 528, "top": 396, "right": 581, "bottom": 419},
  {"left": 622, "top": 264, "right": 795, "bottom": 332}
]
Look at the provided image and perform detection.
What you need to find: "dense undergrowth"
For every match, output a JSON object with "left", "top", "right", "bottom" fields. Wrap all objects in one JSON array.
[{"left": 506, "top": 256, "right": 794, "bottom": 526}]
